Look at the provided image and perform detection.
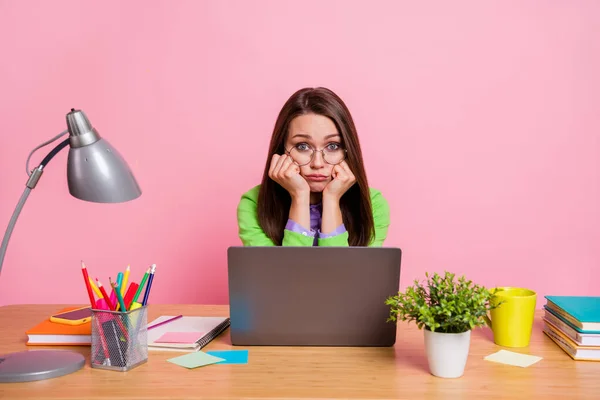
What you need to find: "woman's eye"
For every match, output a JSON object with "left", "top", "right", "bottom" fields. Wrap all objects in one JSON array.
[
  {"left": 295, "top": 143, "right": 311, "bottom": 151},
  {"left": 326, "top": 143, "right": 341, "bottom": 151}
]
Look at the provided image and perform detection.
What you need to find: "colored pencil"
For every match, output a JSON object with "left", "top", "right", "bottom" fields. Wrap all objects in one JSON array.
[
  {"left": 142, "top": 264, "right": 156, "bottom": 306},
  {"left": 96, "top": 278, "right": 115, "bottom": 311},
  {"left": 147, "top": 315, "right": 182, "bottom": 330},
  {"left": 116, "top": 272, "right": 123, "bottom": 289},
  {"left": 89, "top": 277, "right": 102, "bottom": 298},
  {"left": 81, "top": 261, "right": 96, "bottom": 307},
  {"left": 132, "top": 268, "right": 150, "bottom": 304},
  {"left": 121, "top": 265, "right": 130, "bottom": 297},
  {"left": 110, "top": 277, "right": 127, "bottom": 312}
]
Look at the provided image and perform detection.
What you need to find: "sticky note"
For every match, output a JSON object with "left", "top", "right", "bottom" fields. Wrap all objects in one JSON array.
[
  {"left": 167, "top": 351, "right": 225, "bottom": 369},
  {"left": 155, "top": 331, "right": 204, "bottom": 344},
  {"left": 484, "top": 350, "right": 542, "bottom": 367},
  {"left": 206, "top": 350, "right": 249, "bottom": 364}
]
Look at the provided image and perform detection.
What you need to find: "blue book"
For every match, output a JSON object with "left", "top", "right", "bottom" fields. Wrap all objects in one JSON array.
[{"left": 545, "top": 296, "right": 600, "bottom": 331}]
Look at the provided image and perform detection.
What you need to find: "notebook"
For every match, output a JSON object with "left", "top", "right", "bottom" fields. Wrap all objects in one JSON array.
[
  {"left": 147, "top": 316, "right": 230, "bottom": 352},
  {"left": 25, "top": 307, "right": 91, "bottom": 345},
  {"left": 543, "top": 308, "right": 600, "bottom": 346},
  {"left": 545, "top": 296, "right": 600, "bottom": 331},
  {"left": 543, "top": 320, "right": 600, "bottom": 361}
]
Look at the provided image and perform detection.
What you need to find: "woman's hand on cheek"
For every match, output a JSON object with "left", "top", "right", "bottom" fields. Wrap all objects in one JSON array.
[
  {"left": 323, "top": 161, "right": 356, "bottom": 202},
  {"left": 268, "top": 154, "right": 310, "bottom": 200}
]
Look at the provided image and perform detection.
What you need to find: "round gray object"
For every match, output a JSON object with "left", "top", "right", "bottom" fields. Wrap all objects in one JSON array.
[{"left": 0, "top": 350, "right": 85, "bottom": 383}]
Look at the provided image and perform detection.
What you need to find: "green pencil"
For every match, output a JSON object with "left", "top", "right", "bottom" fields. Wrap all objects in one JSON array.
[{"left": 132, "top": 268, "right": 150, "bottom": 305}]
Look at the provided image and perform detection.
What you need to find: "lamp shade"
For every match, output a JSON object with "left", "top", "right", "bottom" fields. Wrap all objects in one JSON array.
[{"left": 65, "top": 109, "right": 141, "bottom": 203}]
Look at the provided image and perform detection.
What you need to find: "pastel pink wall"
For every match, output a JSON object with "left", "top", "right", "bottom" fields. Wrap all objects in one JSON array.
[{"left": 0, "top": 1, "right": 598, "bottom": 307}]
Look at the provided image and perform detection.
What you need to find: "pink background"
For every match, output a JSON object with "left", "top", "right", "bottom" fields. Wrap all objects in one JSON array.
[{"left": 0, "top": 1, "right": 598, "bottom": 307}]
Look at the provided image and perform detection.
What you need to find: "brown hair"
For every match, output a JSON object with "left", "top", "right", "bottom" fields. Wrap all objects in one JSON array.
[{"left": 257, "top": 87, "right": 375, "bottom": 246}]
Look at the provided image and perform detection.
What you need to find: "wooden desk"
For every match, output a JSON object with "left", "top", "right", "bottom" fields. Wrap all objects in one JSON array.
[{"left": 0, "top": 305, "right": 598, "bottom": 399}]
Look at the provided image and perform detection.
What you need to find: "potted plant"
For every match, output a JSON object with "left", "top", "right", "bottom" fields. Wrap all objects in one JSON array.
[{"left": 385, "top": 271, "right": 498, "bottom": 378}]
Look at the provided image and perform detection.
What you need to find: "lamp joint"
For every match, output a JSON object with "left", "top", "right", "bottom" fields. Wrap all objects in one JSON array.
[{"left": 26, "top": 167, "right": 43, "bottom": 189}]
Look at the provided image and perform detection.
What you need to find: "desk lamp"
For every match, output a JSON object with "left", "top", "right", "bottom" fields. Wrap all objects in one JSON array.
[{"left": 0, "top": 109, "right": 141, "bottom": 382}]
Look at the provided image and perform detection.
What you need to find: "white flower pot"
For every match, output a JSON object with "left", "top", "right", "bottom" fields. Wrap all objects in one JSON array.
[{"left": 423, "top": 328, "right": 471, "bottom": 378}]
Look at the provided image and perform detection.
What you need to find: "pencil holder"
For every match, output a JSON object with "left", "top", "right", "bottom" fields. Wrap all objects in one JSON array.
[{"left": 90, "top": 306, "right": 148, "bottom": 371}]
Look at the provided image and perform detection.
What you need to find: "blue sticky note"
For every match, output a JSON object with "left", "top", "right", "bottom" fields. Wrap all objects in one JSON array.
[{"left": 206, "top": 350, "right": 248, "bottom": 364}]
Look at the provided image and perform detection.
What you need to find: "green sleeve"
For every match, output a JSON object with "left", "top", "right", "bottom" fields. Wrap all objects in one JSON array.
[
  {"left": 317, "top": 231, "right": 350, "bottom": 247},
  {"left": 368, "top": 189, "right": 390, "bottom": 246},
  {"left": 318, "top": 188, "right": 390, "bottom": 247},
  {"left": 236, "top": 187, "right": 314, "bottom": 247}
]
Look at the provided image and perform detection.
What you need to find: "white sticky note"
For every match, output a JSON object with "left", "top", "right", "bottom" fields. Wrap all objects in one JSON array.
[{"left": 484, "top": 350, "right": 542, "bottom": 367}]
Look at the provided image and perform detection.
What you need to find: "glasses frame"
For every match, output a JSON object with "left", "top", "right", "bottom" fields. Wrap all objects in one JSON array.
[{"left": 285, "top": 145, "right": 347, "bottom": 167}]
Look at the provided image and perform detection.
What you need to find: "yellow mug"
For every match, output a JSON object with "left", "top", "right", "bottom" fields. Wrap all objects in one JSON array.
[{"left": 484, "top": 287, "right": 536, "bottom": 348}]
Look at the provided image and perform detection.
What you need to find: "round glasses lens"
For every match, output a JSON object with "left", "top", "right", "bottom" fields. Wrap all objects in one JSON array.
[
  {"left": 323, "top": 148, "right": 346, "bottom": 165},
  {"left": 289, "top": 147, "right": 313, "bottom": 165}
]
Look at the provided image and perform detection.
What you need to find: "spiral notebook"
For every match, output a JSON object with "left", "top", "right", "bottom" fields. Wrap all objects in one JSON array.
[{"left": 147, "top": 316, "right": 230, "bottom": 352}]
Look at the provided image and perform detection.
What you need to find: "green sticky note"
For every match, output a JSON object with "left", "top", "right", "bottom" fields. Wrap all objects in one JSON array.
[{"left": 167, "top": 351, "right": 225, "bottom": 369}]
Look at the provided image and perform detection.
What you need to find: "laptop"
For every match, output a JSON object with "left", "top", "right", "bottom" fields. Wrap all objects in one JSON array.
[{"left": 227, "top": 246, "right": 402, "bottom": 347}]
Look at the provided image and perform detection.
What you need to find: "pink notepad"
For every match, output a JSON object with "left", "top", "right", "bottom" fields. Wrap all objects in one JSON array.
[{"left": 155, "top": 331, "right": 205, "bottom": 344}]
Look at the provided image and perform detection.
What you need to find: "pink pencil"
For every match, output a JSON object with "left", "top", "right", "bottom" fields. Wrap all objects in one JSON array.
[{"left": 147, "top": 315, "right": 183, "bottom": 330}]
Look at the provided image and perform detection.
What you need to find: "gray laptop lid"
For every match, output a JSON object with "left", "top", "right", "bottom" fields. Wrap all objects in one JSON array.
[{"left": 227, "top": 246, "right": 401, "bottom": 347}]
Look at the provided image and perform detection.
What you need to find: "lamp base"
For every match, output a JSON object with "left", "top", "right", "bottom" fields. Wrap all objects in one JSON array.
[{"left": 0, "top": 350, "right": 85, "bottom": 383}]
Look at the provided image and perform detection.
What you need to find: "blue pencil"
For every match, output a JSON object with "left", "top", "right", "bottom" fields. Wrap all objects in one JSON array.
[{"left": 142, "top": 264, "right": 156, "bottom": 306}]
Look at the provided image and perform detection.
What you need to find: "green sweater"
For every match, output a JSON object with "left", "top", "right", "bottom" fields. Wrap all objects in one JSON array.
[{"left": 236, "top": 185, "right": 390, "bottom": 247}]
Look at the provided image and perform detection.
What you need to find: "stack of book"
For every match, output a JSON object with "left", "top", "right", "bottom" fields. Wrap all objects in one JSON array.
[{"left": 542, "top": 296, "right": 600, "bottom": 361}]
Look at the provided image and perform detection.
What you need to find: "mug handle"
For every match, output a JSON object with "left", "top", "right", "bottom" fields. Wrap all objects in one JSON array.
[
  {"left": 484, "top": 287, "right": 504, "bottom": 329},
  {"left": 484, "top": 290, "right": 508, "bottom": 329}
]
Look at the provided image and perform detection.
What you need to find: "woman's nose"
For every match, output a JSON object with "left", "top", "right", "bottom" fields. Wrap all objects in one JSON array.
[{"left": 311, "top": 150, "right": 325, "bottom": 168}]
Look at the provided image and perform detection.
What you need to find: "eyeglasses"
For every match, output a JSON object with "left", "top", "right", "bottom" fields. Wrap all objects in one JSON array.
[{"left": 285, "top": 143, "right": 347, "bottom": 166}]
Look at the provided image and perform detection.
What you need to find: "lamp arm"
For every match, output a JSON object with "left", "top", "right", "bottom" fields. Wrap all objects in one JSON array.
[
  {"left": 39, "top": 138, "right": 70, "bottom": 168},
  {"left": 26, "top": 130, "right": 68, "bottom": 176},
  {"left": 0, "top": 137, "right": 70, "bottom": 276}
]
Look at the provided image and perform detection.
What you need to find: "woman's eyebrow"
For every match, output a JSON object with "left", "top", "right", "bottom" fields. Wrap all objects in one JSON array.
[
  {"left": 291, "top": 133, "right": 312, "bottom": 139},
  {"left": 290, "top": 133, "right": 340, "bottom": 139}
]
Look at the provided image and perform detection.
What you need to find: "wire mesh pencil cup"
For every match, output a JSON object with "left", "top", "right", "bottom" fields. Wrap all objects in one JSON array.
[{"left": 90, "top": 306, "right": 148, "bottom": 371}]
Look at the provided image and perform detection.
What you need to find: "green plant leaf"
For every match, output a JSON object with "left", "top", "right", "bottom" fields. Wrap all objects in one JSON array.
[{"left": 385, "top": 271, "right": 502, "bottom": 333}]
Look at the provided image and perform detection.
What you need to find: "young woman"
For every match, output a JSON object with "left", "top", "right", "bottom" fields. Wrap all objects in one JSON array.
[{"left": 237, "top": 87, "right": 390, "bottom": 247}]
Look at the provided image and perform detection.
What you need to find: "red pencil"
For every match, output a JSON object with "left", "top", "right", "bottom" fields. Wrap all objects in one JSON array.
[
  {"left": 96, "top": 278, "right": 115, "bottom": 311},
  {"left": 81, "top": 261, "right": 96, "bottom": 308}
]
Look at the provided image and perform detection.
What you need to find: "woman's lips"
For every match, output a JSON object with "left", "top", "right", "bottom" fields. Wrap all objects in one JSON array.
[{"left": 305, "top": 175, "right": 328, "bottom": 182}]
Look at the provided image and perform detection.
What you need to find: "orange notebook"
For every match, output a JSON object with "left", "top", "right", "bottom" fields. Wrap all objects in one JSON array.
[{"left": 26, "top": 307, "right": 91, "bottom": 346}]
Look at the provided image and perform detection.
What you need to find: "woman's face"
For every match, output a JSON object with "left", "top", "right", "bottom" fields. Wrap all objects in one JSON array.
[{"left": 284, "top": 114, "right": 344, "bottom": 193}]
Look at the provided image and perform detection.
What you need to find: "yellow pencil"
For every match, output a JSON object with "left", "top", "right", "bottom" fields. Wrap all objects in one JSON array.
[
  {"left": 121, "top": 265, "right": 130, "bottom": 296},
  {"left": 89, "top": 277, "right": 102, "bottom": 298}
]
